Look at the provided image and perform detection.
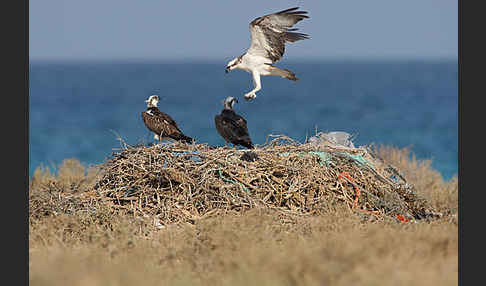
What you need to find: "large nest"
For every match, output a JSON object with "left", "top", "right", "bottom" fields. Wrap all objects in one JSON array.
[{"left": 86, "top": 135, "right": 441, "bottom": 226}]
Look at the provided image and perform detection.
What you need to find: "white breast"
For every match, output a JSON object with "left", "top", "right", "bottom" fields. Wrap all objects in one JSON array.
[{"left": 242, "top": 53, "right": 271, "bottom": 72}]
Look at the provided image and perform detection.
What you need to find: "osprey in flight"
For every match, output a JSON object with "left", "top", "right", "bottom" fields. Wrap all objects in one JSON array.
[
  {"left": 215, "top": 96, "right": 254, "bottom": 149},
  {"left": 225, "top": 7, "right": 310, "bottom": 101},
  {"left": 141, "top": 95, "right": 193, "bottom": 144}
]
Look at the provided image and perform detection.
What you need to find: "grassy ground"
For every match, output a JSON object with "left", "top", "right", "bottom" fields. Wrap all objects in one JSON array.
[{"left": 29, "top": 145, "right": 458, "bottom": 286}]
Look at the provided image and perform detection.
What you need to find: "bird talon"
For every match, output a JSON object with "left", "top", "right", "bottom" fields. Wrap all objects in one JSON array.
[{"left": 244, "top": 93, "right": 257, "bottom": 101}]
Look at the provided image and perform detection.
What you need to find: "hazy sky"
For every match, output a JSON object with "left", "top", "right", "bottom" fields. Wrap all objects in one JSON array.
[{"left": 30, "top": 0, "right": 457, "bottom": 60}]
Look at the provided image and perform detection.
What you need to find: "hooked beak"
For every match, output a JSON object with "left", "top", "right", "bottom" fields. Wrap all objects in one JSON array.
[
  {"left": 225, "top": 66, "right": 230, "bottom": 74},
  {"left": 230, "top": 98, "right": 238, "bottom": 109}
]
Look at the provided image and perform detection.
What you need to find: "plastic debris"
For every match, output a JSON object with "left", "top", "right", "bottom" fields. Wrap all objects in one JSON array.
[{"left": 309, "top": 131, "right": 356, "bottom": 148}]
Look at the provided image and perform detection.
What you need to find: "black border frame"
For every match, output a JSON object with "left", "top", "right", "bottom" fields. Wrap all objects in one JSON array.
[{"left": 6, "top": 0, "right": 28, "bottom": 284}]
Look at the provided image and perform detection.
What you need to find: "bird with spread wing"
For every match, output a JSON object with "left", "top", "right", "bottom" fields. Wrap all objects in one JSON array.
[{"left": 225, "top": 7, "right": 310, "bottom": 101}]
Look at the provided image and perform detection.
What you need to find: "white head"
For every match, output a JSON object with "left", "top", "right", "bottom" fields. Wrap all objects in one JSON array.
[
  {"left": 223, "top": 96, "right": 238, "bottom": 110},
  {"left": 145, "top": 95, "right": 160, "bottom": 108},
  {"left": 225, "top": 55, "right": 243, "bottom": 73}
]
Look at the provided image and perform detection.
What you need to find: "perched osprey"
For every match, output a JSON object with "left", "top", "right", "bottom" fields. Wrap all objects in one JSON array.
[
  {"left": 141, "top": 95, "right": 193, "bottom": 144},
  {"left": 225, "top": 7, "right": 310, "bottom": 100},
  {"left": 214, "top": 96, "right": 254, "bottom": 149}
]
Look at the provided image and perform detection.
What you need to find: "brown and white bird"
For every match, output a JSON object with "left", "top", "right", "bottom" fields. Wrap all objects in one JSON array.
[
  {"left": 225, "top": 7, "right": 310, "bottom": 100},
  {"left": 214, "top": 96, "right": 254, "bottom": 149},
  {"left": 141, "top": 95, "right": 193, "bottom": 144}
]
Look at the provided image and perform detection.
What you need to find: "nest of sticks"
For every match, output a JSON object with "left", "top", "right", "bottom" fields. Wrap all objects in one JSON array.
[{"left": 77, "top": 135, "right": 442, "bottom": 226}]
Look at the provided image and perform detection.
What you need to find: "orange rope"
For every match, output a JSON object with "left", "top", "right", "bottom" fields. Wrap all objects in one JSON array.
[
  {"left": 396, "top": 214, "right": 410, "bottom": 223},
  {"left": 337, "top": 171, "right": 410, "bottom": 223},
  {"left": 338, "top": 171, "right": 360, "bottom": 209}
]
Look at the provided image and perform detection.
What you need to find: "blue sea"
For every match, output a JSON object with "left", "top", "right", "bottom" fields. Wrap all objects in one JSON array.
[{"left": 29, "top": 59, "right": 458, "bottom": 180}]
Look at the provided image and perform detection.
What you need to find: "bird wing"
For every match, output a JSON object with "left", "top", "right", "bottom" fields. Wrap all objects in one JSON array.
[
  {"left": 141, "top": 111, "right": 161, "bottom": 134},
  {"left": 217, "top": 111, "right": 250, "bottom": 139},
  {"left": 247, "top": 7, "right": 310, "bottom": 63},
  {"left": 233, "top": 115, "right": 250, "bottom": 136},
  {"left": 142, "top": 108, "right": 183, "bottom": 137},
  {"left": 226, "top": 113, "right": 249, "bottom": 138},
  {"left": 151, "top": 108, "right": 179, "bottom": 128}
]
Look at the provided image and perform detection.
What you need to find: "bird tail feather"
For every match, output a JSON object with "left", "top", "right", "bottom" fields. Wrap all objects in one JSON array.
[
  {"left": 270, "top": 66, "right": 299, "bottom": 81},
  {"left": 181, "top": 135, "right": 194, "bottom": 144},
  {"left": 241, "top": 141, "right": 254, "bottom": 149}
]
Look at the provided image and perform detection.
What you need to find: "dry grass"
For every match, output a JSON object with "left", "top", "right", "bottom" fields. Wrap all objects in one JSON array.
[
  {"left": 29, "top": 139, "right": 458, "bottom": 286},
  {"left": 373, "top": 144, "right": 458, "bottom": 212},
  {"left": 29, "top": 209, "right": 457, "bottom": 286}
]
